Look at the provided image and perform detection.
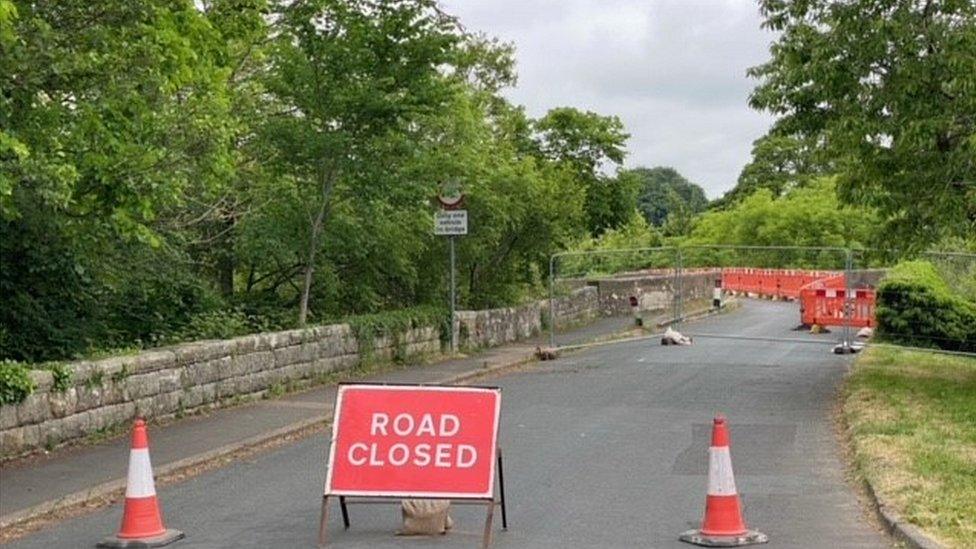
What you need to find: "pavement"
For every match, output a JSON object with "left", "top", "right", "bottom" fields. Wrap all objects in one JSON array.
[{"left": 1, "top": 300, "right": 891, "bottom": 548}]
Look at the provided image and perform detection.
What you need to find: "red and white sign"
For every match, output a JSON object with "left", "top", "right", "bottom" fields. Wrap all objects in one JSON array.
[{"left": 324, "top": 384, "right": 501, "bottom": 499}]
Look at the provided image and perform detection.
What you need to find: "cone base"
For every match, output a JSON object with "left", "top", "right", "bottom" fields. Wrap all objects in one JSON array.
[
  {"left": 97, "top": 529, "right": 184, "bottom": 548},
  {"left": 679, "top": 529, "right": 768, "bottom": 547}
]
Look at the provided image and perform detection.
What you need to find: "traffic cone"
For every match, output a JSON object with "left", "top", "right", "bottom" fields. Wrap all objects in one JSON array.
[
  {"left": 679, "top": 415, "right": 767, "bottom": 547},
  {"left": 98, "top": 419, "right": 184, "bottom": 548}
]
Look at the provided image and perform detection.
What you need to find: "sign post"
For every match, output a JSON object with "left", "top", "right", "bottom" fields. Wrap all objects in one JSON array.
[
  {"left": 319, "top": 383, "right": 506, "bottom": 548},
  {"left": 434, "top": 200, "right": 467, "bottom": 353},
  {"left": 450, "top": 235, "right": 457, "bottom": 352}
]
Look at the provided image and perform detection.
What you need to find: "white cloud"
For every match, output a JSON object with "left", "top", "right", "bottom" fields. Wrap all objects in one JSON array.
[{"left": 441, "top": 0, "right": 778, "bottom": 198}]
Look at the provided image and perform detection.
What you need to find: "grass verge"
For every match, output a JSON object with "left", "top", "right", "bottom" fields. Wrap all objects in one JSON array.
[{"left": 843, "top": 346, "right": 976, "bottom": 548}]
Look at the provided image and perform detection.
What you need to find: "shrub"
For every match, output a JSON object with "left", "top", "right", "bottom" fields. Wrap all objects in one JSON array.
[
  {"left": 876, "top": 260, "right": 976, "bottom": 352},
  {"left": 0, "top": 360, "right": 36, "bottom": 405},
  {"left": 42, "top": 363, "right": 73, "bottom": 393},
  {"left": 345, "top": 306, "right": 449, "bottom": 356}
]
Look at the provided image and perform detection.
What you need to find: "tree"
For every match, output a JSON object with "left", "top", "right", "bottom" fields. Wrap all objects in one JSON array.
[
  {"left": 266, "top": 0, "right": 461, "bottom": 325},
  {"left": 684, "top": 177, "right": 879, "bottom": 251},
  {"left": 712, "top": 134, "right": 826, "bottom": 209},
  {"left": 534, "top": 108, "right": 633, "bottom": 234},
  {"left": 629, "top": 166, "right": 708, "bottom": 225},
  {"left": 749, "top": 0, "right": 976, "bottom": 249},
  {"left": 0, "top": 0, "right": 235, "bottom": 361}
]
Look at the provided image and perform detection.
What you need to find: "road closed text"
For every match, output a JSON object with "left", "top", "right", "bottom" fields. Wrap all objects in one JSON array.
[
  {"left": 325, "top": 384, "right": 501, "bottom": 498},
  {"left": 346, "top": 413, "right": 477, "bottom": 468}
]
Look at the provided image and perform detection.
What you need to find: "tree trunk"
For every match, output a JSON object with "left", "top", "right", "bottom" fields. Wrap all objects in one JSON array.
[
  {"left": 218, "top": 253, "right": 234, "bottom": 297},
  {"left": 298, "top": 168, "right": 336, "bottom": 326}
]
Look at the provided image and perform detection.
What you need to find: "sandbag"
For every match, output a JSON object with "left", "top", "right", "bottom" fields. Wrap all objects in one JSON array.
[
  {"left": 661, "top": 327, "right": 693, "bottom": 346},
  {"left": 399, "top": 499, "right": 454, "bottom": 535}
]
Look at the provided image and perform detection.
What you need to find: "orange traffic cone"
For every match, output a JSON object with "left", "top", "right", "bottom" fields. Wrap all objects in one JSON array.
[
  {"left": 679, "top": 415, "right": 767, "bottom": 546},
  {"left": 99, "top": 419, "right": 184, "bottom": 548}
]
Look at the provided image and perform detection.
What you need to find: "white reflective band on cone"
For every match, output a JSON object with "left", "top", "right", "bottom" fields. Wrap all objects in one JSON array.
[
  {"left": 707, "top": 446, "right": 737, "bottom": 496},
  {"left": 125, "top": 448, "right": 157, "bottom": 498}
]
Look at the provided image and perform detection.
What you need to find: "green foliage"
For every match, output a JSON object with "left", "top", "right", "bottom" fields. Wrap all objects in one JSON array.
[
  {"left": 346, "top": 306, "right": 449, "bottom": 350},
  {"left": 0, "top": 360, "right": 35, "bottom": 405},
  {"left": 876, "top": 261, "right": 976, "bottom": 353},
  {"left": 85, "top": 369, "right": 105, "bottom": 390},
  {"left": 156, "top": 308, "right": 286, "bottom": 346},
  {"left": 713, "top": 134, "right": 826, "bottom": 209},
  {"left": 562, "top": 214, "right": 666, "bottom": 277},
  {"left": 682, "top": 178, "right": 878, "bottom": 253},
  {"left": 749, "top": 0, "right": 976, "bottom": 248},
  {"left": 630, "top": 167, "right": 709, "bottom": 226},
  {"left": 42, "top": 363, "right": 72, "bottom": 393},
  {"left": 0, "top": 1, "right": 624, "bottom": 362},
  {"left": 346, "top": 305, "right": 448, "bottom": 364},
  {"left": 535, "top": 107, "right": 632, "bottom": 234}
]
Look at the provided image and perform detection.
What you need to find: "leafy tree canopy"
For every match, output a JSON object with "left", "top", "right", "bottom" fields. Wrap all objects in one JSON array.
[
  {"left": 534, "top": 107, "right": 635, "bottom": 233},
  {"left": 629, "top": 166, "right": 708, "bottom": 226},
  {"left": 749, "top": 0, "right": 976, "bottom": 249},
  {"left": 684, "top": 177, "right": 879, "bottom": 250}
]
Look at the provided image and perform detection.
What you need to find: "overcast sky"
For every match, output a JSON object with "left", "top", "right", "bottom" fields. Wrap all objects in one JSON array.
[{"left": 441, "top": 0, "right": 778, "bottom": 198}]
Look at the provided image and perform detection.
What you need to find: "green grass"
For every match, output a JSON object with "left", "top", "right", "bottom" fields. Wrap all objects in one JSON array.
[{"left": 844, "top": 346, "right": 976, "bottom": 548}]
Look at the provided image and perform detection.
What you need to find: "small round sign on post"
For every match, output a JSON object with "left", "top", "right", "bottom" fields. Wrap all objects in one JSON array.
[
  {"left": 436, "top": 179, "right": 465, "bottom": 210},
  {"left": 434, "top": 180, "right": 467, "bottom": 353}
]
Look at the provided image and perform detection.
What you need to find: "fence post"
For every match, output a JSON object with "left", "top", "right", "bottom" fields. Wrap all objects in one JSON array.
[
  {"left": 548, "top": 254, "right": 556, "bottom": 348},
  {"left": 674, "top": 248, "right": 684, "bottom": 327},
  {"left": 833, "top": 248, "right": 857, "bottom": 354}
]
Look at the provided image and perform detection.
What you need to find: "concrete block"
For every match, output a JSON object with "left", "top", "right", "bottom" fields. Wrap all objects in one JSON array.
[
  {"left": 21, "top": 424, "right": 41, "bottom": 449},
  {"left": 157, "top": 369, "right": 182, "bottom": 393},
  {"left": 273, "top": 345, "right": 313, "bottom": 367},
  {"left": 127, "top": 373, "right": 161, "bottom": 399},
  {"left": 133, "top": 398, "right": 156, "bottom": 419},
  {"left": 74, "top": 384, "right": 103, "bottom": 412},
  {"left": 230, "top": 334, "right": 262, "bottom": 355},
  {"left": 27, "top": 370, "right": 54, "bottom": 392},
  {"left": 217, "top": 378, "right": 238, "bottom": 399},
  {"left": 59, "top": 411, "right": 92, "bottom": 440},
  {"left": 16, "top": 392, "right": 51, "bottom": 425},
  {"left": 154, "top": 391, "right": 182, "bottom": 416},
  {"left": 0, "top": 427, "right": 25, "bottom": 456},
  {"left": 172, "top": 340, "right": 232, "bottom": 365},
  {"left": 48, "top": 387, "right": 78, "bottom": 419},
  {"left": 185, "top": 356, "right": 227, "bottom": 385},
  {"left": 134, "top": 350, "right": 177, "bottom": 372},
  {"left": 1, "top": 401, "right": 21, "bottom": 430}
]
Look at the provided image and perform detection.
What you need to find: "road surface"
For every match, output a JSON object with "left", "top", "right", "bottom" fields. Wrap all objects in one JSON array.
[{"left": 7, "top": 300, "right": 889, "bottom": 548}]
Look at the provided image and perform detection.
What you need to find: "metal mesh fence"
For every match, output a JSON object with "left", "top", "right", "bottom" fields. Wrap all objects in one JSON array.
[
  {"left": 547, "top": 247, "right": 678, "bottom": 348},
  {"left": 852, "top": 249, "right": 976, "bottom": 354},
  {"left": 548, "top": 245, "right": 976, "bottom": 357}
]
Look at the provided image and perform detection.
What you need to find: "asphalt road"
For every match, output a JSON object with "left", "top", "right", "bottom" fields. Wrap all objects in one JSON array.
[{"left": 7, "top": 300, "right": 889, "bottom": 548}]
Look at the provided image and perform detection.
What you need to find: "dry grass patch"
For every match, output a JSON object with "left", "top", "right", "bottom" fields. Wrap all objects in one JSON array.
[{"left": 843, "top": 346, "right": 976, "bottom": 548}]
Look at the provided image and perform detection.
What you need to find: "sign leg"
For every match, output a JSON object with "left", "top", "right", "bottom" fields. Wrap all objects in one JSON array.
[
  {"left": 318, "top": 496, "right": 330, "bottom": 548},
  {"left": 497, "top": 449, "right": 508, "bottom": 530},
  {"left": 339, "top": 496, "right": 350, "bottom": 529},
  {"left": 481, "top": 500, "right": 495, "bottom": 549}
]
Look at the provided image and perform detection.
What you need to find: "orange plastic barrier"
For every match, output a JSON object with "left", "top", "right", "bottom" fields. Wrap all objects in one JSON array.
[
  {"left": 799, "top": 286, "right": 876, "bottom": 328},
  {"left": 721, "top": 268, "right": 876, "bottom": 328},
  {"left": 721, "top": 268, "right": 840, "bottom": 299}
]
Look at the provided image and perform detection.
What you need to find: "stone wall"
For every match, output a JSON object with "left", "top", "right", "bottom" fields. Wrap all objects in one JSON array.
[
  {"left": 454, "top": 287, "right": 600, "bottom": 349},
  {"left": 0, "top": 276, "right": 690, "bottom": 458},
  {"left": 0, "top": 324, "right": 439, "bottom": 458},
  {"left": 587, "top": 269, "right": 721, "bottom": 315}
]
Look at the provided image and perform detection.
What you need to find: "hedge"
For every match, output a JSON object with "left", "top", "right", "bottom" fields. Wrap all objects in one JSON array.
[{"left": 876, "top": 260, "right": 976, "bottom": 352}]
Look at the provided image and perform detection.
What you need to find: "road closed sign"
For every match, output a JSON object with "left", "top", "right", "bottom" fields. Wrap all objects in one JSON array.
[{"left": 324, "top": 384, "right": 501, "bottom": 499}]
